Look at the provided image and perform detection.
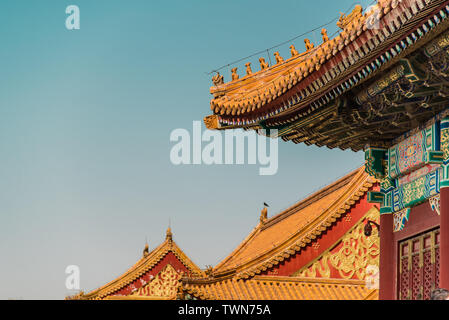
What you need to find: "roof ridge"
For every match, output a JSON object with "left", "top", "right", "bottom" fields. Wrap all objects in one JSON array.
[
  {"left": 83, "top": 240, "right": 170, "bottom": 298},
  {"left": 213, "top": 165, "right": 365, "bottom": 276},
  {"left": 213, "top": 226, "right": 262, "bottom": 274},
  {"left": 236, "top": 172, "right": 374, "bottom": 279},
  {"left": 82, "top": 236, "right": 205, "bottom": 299}
]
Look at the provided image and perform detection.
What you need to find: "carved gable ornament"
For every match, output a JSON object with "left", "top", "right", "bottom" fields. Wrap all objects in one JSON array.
[
  {"left": 296, "top": 208, "right": 380, "bottom": 280},
  {"left": 130, "top": 264, "right": 181, "bottom": 298}
]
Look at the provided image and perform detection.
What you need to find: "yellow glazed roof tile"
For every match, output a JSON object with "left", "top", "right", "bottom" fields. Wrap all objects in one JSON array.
[
  {"left": 212, "top": 166, "right": 375, "bottom": 278},
  {"left": 182, "top": 276, "right": 378, "bottom": 300},
  {"left": 203, "top": 0, "right": 443, "bottom": 132},
  {"left": 205, "top": 3, "right": 389, "bottom": 124},
  {"left": 74, "top": 228, "right": 205, "bottom": 300}
]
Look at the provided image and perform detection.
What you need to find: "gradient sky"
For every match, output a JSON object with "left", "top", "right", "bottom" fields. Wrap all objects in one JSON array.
[{"left": 0, "top": 0, "right": 372, "bottom": 299}]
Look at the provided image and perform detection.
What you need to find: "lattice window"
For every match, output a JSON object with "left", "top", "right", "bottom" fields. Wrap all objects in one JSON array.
[
  {"left": 399, "top": 249, "right": 410, "bottom": 300},
  {"left": 436, "top": 238, "right": 440, "bottom": 286},
  {"left": 423, "top": 250, "right": 433, "bottom": 300},
  {"left": 398, "top": 228, "right": 440, "bottom": 300}
]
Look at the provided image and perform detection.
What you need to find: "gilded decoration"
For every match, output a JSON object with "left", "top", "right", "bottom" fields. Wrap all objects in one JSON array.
[
  {"left": 297, "top": 256, "right": 331, "bottom": 278},
  {"left": 391, "top": 167, "right": 441, "bottom": 212},
  {"left": 380, "top": 177, "right": 395, "bottom": 193},
  {"left": 398, "top": 175, "right": 425, "bottom": 207},
  {"left": 393, "top": 208, "right": 410, "bottom": 232},
  {"left": 365, "top": 64, "right": 405, "bottom": 100},
  {"left": 296, "top": 209, "right": 379, "bottom": 280},
  {"left": 424, "top": 30, "right": 449, "bottom": 57},
  {"left": 437, "top": 34, "right": 449, "bottom": 51},
  {"left": 130, "top": 264, "right": 181, "bottom": 298},
  {"left": 429, "top": 194, "right": 440, "bottom": 216},
  {"left": 367, "top": 191, "right": 384, "bottom": 204},
  {"left": 441, "top": 122, "right": 449, "bottom": 162}
]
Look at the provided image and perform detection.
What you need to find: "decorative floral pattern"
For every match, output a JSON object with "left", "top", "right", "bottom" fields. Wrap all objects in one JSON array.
[
  {"left": 296, "top": 209, "right": 379, "bottom": 280},
  {"left": 131, "top": 264, "right": 181, "bottom": 298},
  {"left": 391, "top": 168, "right": 440, "bottom": 212},
  {"left": 429, "top": 194, "right": 440, "bottom": 216},
  {"left": 388, "top": 124, "right": 437, "bottom": 179},
  {"left": 441, "top": 121, "right": 449, "bottom": 163},
  {"left": 397, "top": 130, "right": 424, "bottom": 173},
  {"left": 440, "top": 117, "right": 449, "bottom": 187},
  {"left": 393, "top": 208, "right": 410, "bottom": 232},
  {"left": 397, "top": 164, "right": 440, "bottom": 186}
]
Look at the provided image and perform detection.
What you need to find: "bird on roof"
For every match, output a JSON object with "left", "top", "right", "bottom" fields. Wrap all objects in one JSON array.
[{"left": 143, "top": 242, "right": 149, "bottom": 257}]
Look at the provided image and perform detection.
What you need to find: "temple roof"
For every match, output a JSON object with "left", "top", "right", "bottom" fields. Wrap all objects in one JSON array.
[
  {"left": 209, "top": 166, "right": 375, "bottom": 279},
  {"left": 67, "top": 168, "right": 379, "bottom": 300},
  {"left": 75, "top": 228, "right": 205, "bottom": 300},
  {"left": 181, "top": 276, "right": 378, "bottom": 300},
  {"left": 207, "top": 2, "right": 366, "bottom": 117},
  {"left": 205, "top": 0, "right": 449, "bottom": 151}
]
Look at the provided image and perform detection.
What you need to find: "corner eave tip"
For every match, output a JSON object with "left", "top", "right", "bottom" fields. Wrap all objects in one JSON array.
[{"left": 204, "top": 114, "right": 220, "bottom": 130}]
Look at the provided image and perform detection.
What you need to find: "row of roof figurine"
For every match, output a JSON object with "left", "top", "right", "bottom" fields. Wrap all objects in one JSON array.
[
  {"left": 211, "top": 30, "right": 327, "bottom": 86},
  {"left": 210, "top": 2, "right": 396, "bottom": 86}
]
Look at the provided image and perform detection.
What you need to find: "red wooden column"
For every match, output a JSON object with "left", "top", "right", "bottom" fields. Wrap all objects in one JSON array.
[
  {"left": 379, "top": 213, "right": 395, "bottom": 300},
  {"left": 440, "top": 187, "right": 449, "bottom": 289}
]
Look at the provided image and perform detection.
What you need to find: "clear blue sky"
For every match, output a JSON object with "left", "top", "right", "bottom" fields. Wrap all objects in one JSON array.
[{"left": 0, "top": 0, "right": 371, "bottom": 299}]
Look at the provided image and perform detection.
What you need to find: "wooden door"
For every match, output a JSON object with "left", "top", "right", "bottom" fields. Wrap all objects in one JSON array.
[{"left": 398, "top": 228, "right": 440, "bottom": 300}]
